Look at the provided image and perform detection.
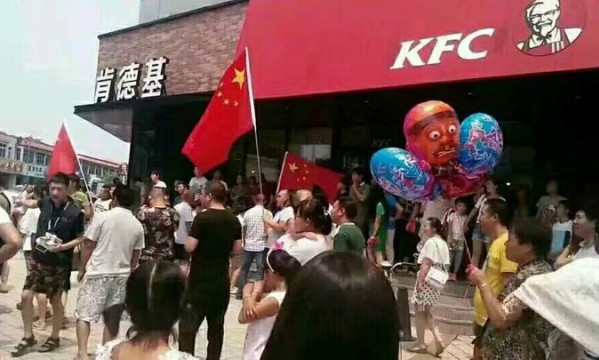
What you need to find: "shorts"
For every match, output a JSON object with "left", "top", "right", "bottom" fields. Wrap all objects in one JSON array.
[
  {"left": 472, "top": 223, "right": 489, "bottom": 244},
  {"left": 472, "top": 322, "right": 487, "bottom": 346},
  {"left": 23, "top": 261, "right": 68, "bottom": 298},
  {"left": 75, "top": 275, "right": 127, "bottom": 323}
]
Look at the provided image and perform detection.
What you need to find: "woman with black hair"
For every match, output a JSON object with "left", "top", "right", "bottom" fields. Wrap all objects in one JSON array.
[
  {"left": 408, "top": 217, "right": 450, "bottom": 356},
  {"left": 367, "top": 185, "right": 389, "bottom": 266},
  {"left": 239, "top": 249, "right": 301, "bottom": 360},
  {"left": 261, "top": 251, "right": 399, "bottom": 360},
  {"left": 95, "top": 261, "right": 196, "bottom": 360},
  {"left": 280, "top": 199, "right": 332, "bottom": 265}
]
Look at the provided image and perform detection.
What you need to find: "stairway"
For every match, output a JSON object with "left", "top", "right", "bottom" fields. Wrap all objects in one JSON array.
[{"left": 392, "top": 274, "right": 475, "bottom": 336}]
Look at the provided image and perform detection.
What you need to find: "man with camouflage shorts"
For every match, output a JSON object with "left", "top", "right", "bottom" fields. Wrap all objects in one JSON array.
[{"left": 12, "top": 173, "right": 84, "bottom": 356}]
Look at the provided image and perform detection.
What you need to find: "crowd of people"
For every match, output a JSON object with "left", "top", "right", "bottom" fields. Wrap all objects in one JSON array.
[{"left": 0, "top": 166, "right": 597, "bottom": 360}]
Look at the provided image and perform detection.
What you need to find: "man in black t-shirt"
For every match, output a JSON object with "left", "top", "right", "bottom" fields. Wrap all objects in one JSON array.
[
  {"left": 179, "top": 180, "right": 242, "bottom": 359},
  {"left": 12, "top": 173, "right": 84, "bottom": 356}
]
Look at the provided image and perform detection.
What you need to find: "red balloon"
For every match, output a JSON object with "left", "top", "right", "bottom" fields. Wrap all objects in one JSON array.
[
  {"left": 404, "top": 101, "right": 460, "bottom": 166},
  {"left": 435, "top": 165, "right": 486, "bottom": 198}
]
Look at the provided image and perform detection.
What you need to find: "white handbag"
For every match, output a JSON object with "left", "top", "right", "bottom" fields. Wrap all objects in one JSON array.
[{"left": 424, "top": 266, "right": 449, "bottom": 290}]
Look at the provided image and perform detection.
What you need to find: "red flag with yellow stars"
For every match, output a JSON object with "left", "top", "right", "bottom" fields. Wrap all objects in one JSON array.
[
  {"left": 279, "top": 152, "right": 343, "bottom": 203},
  {"left": 182, "top": 48, "right": 255, "bottom": 173}
]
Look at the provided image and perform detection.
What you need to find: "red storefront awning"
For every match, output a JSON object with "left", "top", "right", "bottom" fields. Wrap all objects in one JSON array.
[{"left": 238, "top": 0, "right": 599, "bottom": 99}]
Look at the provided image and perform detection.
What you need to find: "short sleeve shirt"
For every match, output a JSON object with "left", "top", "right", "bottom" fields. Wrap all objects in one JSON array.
[
  {"left": 267, "top": 206, "right": 294, "bottom": 248},
  {"left": 473, "top": 232, "right": 518, "bottom": 325},
  {"left": 137, "top": 206, "right": 179, "bottom": 262},
  {"left": 0, "top": 207, "right": 10, "bottom": 225},
  {"left": 33, "top": 198, "right": 85, "bottom": 266},
  {"left": 84, "top": 207, "right": 145, "bottom": 277},
  {"left": 417, "top": 235, "right": 450, "bottom": 265},
  {"left": 188, "top": 209, "right": 241, "bottom": 291},
  {"left": 333, "top": 223, "right": 365, "bottom": 255}
]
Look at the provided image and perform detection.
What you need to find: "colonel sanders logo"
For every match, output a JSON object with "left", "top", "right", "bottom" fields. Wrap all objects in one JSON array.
[{"left": 516, "top": 0, "right": 583, "bottom": 55}]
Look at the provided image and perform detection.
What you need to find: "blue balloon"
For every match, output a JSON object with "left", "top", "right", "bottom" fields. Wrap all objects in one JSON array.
[
  {"left": 370, "top": 148, "right": 434, "bottom": 201},
  {"left": 458, "top": 113, "right": 503, "bottom": 175}
]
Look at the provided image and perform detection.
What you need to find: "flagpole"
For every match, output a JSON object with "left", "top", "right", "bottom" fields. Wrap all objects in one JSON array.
[
  {"left": 62, "top": 120, "right": 94, "bottom": 208},
  {"left": 245, "top": 47, "right": 264, "bottom": 197},
  {"left": 275, "top": 151, "right": 288, "bottom": 196}
]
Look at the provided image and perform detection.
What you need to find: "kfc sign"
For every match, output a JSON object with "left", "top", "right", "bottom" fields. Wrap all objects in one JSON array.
[{"left": 390, "top": 28, "right": 495, "bottom": 69}]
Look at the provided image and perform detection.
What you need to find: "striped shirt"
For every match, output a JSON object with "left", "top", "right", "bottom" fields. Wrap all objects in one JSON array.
[{"left": 243, "top": 205, "right": 267, "bottom": 252}]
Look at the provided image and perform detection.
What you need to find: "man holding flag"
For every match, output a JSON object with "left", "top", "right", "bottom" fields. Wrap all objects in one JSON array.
[{"left": 180, "top": 49, "right": 252, "bottom": 359}]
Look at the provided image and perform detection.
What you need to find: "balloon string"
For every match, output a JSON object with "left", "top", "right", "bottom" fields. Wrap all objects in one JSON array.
[{"left": 462, "top": 237, "right": 474, "bottom": 309}]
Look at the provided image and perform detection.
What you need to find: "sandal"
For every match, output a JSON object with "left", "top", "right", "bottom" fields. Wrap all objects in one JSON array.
[
  {"left": 11, "top": 336, "right": 37, "bottom": 357},
  {"left": 406, "top": 343, "right": 428, "bottom": 354},
  {"left": 433, "top": 341, "right": 445, "bottom": 357},
  {"left": 38, "top": 337, "right": 60, "bottom": 353}
]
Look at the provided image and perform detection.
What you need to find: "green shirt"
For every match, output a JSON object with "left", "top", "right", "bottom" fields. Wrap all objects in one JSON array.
[
  {"left": 376, "top": 202, "right": 387, "bottom": 242},
  {"left": 334, "top": 223, "right": 365, "bottom": 255},
  {"left": 71, "top": 191, "right": 89, "bottom": 211}
]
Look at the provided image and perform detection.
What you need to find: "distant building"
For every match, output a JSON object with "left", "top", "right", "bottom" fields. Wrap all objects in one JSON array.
[
  {"left": 0, "top": 131, "right": 22, "bottom": 189},
  {"left": 0, "top": 130, "right": 123, "bottom": 189}
]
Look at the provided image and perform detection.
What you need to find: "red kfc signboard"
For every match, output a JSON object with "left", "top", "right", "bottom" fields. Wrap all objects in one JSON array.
[{"left": 239, "top": 0, "right": 597, "bottom": 99}]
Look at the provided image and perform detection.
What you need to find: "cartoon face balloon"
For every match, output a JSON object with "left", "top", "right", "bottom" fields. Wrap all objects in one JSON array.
[{"left": 403, "top": 101, "right": 460, "bottom": 166}]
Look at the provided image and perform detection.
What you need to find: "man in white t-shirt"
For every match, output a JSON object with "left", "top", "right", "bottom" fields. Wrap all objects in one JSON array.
[
  {"left": 264, "top": 190, "right": 294, "bottom": 250},
  {"left": 555, "top": 202, "right": 599, "bottom": 268},
  {"left": 74, "top": 186, "right": 145, "bottom": 360},
  {"left": 189, "top": 167, "right": 208, "bottom": 201},
  {"left": 150, "top": 170, "right": 167, "bottom": 189},
  {"left": 93, "top": 185, "right": 112, "bottom": 213},
  {"left": 174, "top": 190, "right": 195, "bottom": 263}
]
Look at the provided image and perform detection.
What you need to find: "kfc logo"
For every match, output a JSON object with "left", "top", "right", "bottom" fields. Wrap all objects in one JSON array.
[
  {"left": 390, "top": 28, "right": 495, "bottom": 69},
  {"left": 516, "top": 0, "right": 584, "bottom": 55}
]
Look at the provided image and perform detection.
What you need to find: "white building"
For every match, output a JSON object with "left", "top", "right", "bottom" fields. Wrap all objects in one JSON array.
[{"left": 0, "top": 131, "right": 23, "bottom": 189}]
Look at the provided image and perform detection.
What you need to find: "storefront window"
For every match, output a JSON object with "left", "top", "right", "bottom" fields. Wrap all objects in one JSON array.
[{"left": 288, "top": 127, "right": 332, "bottom": 162}]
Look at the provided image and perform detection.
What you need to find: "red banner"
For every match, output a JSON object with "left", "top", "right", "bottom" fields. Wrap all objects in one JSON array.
[{"left": 239, "top": 0, "right": 598, "bottom": 99}]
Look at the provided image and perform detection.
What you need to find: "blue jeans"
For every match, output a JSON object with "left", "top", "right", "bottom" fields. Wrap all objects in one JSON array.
[
  {"left": 236, "top": 250, "right": 265, "bottom": 297},
  {"left": 449, "top": 249, "right": 464, "bottom": 274}
]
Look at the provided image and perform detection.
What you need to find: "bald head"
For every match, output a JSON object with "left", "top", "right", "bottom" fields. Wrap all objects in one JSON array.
[
  {"left": 294, "top": 189, "right": 313, "bottom": 205},
  {"left": 149, "top": 187, "right": 167, "bottom": 206},
  {"left": 182, "top": 189, "right": 194, "bottom": 205}
]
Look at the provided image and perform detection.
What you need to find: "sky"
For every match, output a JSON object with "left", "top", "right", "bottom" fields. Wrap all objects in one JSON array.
[{"left": 0, "top": 0, "right": 139, "bottom": 163}]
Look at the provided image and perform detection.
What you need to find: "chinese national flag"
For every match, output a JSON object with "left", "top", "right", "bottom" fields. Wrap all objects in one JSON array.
[
  {"left": 47, "top": 124, "right": 77, "bottom": 180},
  {"left": 182, "top": 49, "right": 254, "bottom": 173},
  {"left": 279, "top": 153, "right": 343, "bottom": 203}
]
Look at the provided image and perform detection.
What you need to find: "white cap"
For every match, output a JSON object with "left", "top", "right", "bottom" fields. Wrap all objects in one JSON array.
[{"left": 154, "top": 181, "right": 167, "bottom": 189}]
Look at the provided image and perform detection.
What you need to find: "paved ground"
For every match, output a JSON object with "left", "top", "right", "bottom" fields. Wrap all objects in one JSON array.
[{"left": 0, "top": 252, "right": 474, "bottom": 359}]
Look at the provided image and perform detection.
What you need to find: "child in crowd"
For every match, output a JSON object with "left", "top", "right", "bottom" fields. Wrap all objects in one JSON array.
[
  {"left": 446, "top": 199, "right": 468, "bottom": 281},
  {"left": 239, "top": 249, "right": 301, "bottom": 360},
  {"left": 550, "top": 199, "right": 572, "bottom": 261}
]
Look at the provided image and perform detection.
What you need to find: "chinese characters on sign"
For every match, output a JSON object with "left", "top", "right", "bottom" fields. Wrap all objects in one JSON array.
[{"left": 94, "top": 56, "right": 169, "bottom": 103}]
